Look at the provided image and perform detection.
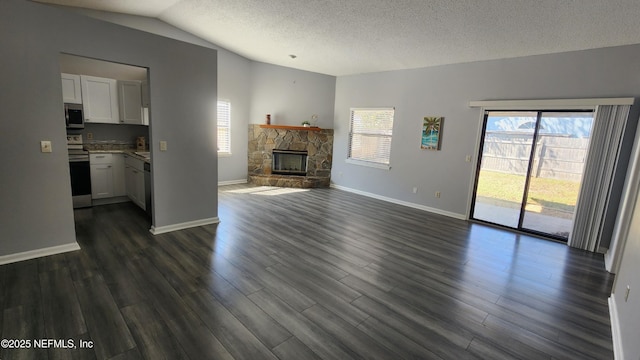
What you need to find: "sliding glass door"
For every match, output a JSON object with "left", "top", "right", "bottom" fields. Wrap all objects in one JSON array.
[{"left": 471, "top": 110, "right": 594, "bottom": 240}]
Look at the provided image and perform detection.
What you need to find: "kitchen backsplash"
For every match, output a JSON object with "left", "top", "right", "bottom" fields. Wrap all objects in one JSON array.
[
  {"left": 66, "top": 123, "right": 149, "bottom": 151},
  {"left": 83, "top": 140, "right": 137, "bottom": 151},
  {"left": 67, "top": 123, "right": 148, "bottom": 143}
]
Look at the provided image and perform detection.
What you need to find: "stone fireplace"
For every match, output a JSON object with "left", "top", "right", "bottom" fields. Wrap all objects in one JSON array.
[{"left": 248, "top": 124, "right": 333, "bottom": 188}]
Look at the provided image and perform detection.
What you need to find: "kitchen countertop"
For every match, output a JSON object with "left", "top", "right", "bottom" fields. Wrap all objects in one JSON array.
[{"left": 86, "top": 149, "right": 151, "bottom": 163}]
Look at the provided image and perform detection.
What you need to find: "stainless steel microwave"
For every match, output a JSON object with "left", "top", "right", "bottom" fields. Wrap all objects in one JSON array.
[{"left": 65, "top": 103, "right": 84, "bottom": 129}]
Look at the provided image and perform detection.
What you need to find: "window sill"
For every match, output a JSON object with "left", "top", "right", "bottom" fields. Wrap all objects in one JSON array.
[
  {"left": 218, "top": 152, "right": 232, "bottom": 158},
  {"left": 345, "top": 158, "right": 391, "bottom": 170}
]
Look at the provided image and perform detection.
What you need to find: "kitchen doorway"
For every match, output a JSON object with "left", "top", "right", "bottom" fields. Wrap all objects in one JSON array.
[
  {"left": 59, "top": 54, "right": 153, "bottom": 223},
  {"left": 470, "top": 110, "right": 594, "bottom": 241}
]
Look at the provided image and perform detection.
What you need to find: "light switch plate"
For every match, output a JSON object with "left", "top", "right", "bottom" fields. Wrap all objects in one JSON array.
[
  {"left": 160, "top": 141, "right": 167, "bottom": 151},
  {"left": 40, "top": 140, "right": 52, "bottom": 153}
]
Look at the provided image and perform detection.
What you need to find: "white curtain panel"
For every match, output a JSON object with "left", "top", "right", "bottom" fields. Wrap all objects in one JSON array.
[{"left": 569, "top": 105, "right": 631, "bottom": 251}]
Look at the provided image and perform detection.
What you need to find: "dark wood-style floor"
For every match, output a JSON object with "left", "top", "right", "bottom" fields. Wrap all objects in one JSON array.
[{"left": 1, "top": 184, "right": 615, "bottom": 359}]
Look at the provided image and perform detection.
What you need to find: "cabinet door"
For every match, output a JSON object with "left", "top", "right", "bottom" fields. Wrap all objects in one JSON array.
[
  {"left": 112, "top": 154, "right": 126, "bottom": 197},
  {"left": 90, "top": 164, "right": 114, "bottom": 199},
  {"left": 134, "top": 170, "right": 146, "bottom": 210},
  {"left": 81, "top": 75, "right": 119, "bottom": 124},
  {"left": 125, "top": 165, "right": 136, "bottom": 201},
  {"left": 125, "top": 164, "right": 145, "bottom": 209},
  {"left": 118, "top": 80, "right": 143, "bottom": 125},
  {"left": 61, "top": 73, "right": 82, "bottom": 104}
]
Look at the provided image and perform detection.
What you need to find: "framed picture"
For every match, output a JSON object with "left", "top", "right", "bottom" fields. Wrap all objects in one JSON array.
[{"left": 421, "top": 116, "right": 443, "bottom": 150}]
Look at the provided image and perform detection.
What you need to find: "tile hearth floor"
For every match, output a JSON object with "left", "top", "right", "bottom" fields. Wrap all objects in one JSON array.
[{"left": 0, "top": 184, "right": 614, "bottom": 359}]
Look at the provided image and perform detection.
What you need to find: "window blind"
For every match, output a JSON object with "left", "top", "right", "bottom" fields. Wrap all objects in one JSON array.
[
  {"left": 217, "top": 100, "right": 231, "bottom": 153},
  {"left": 349, "top": 108, "right": 394, "bottom": 165}
]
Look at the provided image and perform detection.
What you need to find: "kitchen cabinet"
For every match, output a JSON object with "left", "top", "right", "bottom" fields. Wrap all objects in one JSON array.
[
  {"left": 118, "top": 80, "right": 143, "bottom": 125},
  {"left": 90, "top": 154, "right": 114, "bottom": 199},
  {"left": 61, "top": 73, "right": 82, "bottom": 104},
  {"left": 81, "top": 75, "right": 119, "bottom": 124},
  {"left": 125, "top": 155, "right": 146, "bottom": 210},
  {"left": 90, "top": 153, "right": 126, "bottom": 199},
  {"left": 141, "top": 80, "right": 150, "bottom": 126},
  {"left": 112, "top": 154, "right": 126, "bottom": 197}
]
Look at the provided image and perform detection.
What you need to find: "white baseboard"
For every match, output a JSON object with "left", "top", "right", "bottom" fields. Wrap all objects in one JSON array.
[
  {"left": 330, "top": 184, "right": 466, "bottom": 220},
  {"left": 218, "top": 179, "right": 248, "bottom": 186},
  {"left": 608, "top": 296, "right": 624, "bottom": 360},
  {"left": 150, "top": 217, "right": 220, "bottom": 235},
  {"left": 0, "top": 242, "right": 81, "bottom": 265}
]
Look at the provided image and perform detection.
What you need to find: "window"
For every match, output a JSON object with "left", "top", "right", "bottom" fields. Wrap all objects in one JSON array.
[
  {"left": 348, "top": 107, "right": 394, "bottom": 168},
  {"left": 217, "top": 100, "right": 231, "bottom": 154}
]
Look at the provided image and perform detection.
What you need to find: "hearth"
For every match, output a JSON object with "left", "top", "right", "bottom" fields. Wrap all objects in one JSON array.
[{"left": 272, "top": 149, "right": 308, "bottom": 175}]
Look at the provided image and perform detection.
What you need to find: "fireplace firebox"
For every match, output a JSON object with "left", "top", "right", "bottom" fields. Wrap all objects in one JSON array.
[{"left": 272, "top": 149, "right": 308, "bottom": 175}]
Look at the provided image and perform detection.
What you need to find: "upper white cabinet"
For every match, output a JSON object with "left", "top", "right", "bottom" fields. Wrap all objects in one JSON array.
[
  {"left": 61, "top": 73, "right": 82, "bottom": 104},
  {"left": 81, "top": 75, "right": 119, "bottom": 124},
  {"left": 118, "top": 80, "right": 143, "bottom": 125}
]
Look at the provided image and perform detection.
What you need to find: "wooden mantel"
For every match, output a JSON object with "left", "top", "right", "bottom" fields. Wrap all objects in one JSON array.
[{"left": 259, "top": 124, "right": 322, "bottom": 131}]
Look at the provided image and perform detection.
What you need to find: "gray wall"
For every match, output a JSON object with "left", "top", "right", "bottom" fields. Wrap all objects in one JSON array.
[
  {"left": 332, "top": 45, "right": 640, "bottom": 242},
  {"left": 71, "top": 7, "right": 253, "bottom": 183},
  {"left": 0, "top": 0, "right": 217, "bottom": 255},
  {"left": 59, "top": 9, "right": 338, "bottom": 183},
  {"left": 250, "top": 62, "right": 336, "bottom": 127},
  {"left": 611, "top": 180, "right": 640, "bottom": 359}
]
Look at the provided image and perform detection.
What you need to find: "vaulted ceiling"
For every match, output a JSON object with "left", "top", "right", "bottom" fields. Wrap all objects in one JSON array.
[{"left": 36, "top": 0, "right": 640, "bottom": 76}]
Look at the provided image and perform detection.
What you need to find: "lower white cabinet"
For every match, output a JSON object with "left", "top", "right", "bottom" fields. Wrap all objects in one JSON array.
[
  {"left": 90, "top": 154, "right": 114, "bottom": 199},
  {"left": 90, "top": 153, "right": 126, "bottom": 200},
  {"left": 112, "top": 154, "right": 126, "bottom": 197},
  {"left": 125, "top": 155, "right": 146, "bottom": 210},
  {"left": 90, "top": 163, "right": 114, "bottom": 199}
]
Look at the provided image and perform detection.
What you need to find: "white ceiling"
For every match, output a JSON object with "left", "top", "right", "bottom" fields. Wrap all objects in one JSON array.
[{"left": 38, "top": 0, "right": 640, "bottom": 76}]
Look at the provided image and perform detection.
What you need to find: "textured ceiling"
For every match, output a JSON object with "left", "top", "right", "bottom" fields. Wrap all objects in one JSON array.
[{"left": 37, "top": 0, "right": 640, "bottom": 76}]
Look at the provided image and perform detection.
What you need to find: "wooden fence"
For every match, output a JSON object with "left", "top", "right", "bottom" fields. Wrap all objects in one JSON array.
[{"left": 481, "top": 132, "right": 589, "bottom": 182}]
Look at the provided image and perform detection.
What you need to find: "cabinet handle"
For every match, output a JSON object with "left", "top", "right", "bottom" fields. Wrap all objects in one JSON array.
[
  {"left": 107, "top": 165, "right": 112, "bottom": 168},
  {"left": 96, "top": 155, "right": 105, "bottom": 158}
]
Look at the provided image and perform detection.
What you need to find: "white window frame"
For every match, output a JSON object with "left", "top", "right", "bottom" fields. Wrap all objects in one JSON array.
[
  {"left": 347, "top": 107, "right": 394, "bottom": 170},
  {"left": 217, "top": 99, "right": 231, "bottom": 156}
]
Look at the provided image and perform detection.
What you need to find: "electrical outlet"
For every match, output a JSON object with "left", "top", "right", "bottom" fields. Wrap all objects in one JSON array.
[
  {"left": 86, "top": 132, "right": 93, "bottom": 140},
  {"left": 435, "top": 191, "right": 441, "bottom": 198},
  {"left": 412, "top": 187, "right": 418, "bottom": 194},
  {"left": 40, "top": 140, "right": 52, "bottom": 153},
  {"left": 160, "top": 141, "right": 167, "bottom": 151},
  {"left": 465, "top": 155, "right": 472, "bottom": 162}
]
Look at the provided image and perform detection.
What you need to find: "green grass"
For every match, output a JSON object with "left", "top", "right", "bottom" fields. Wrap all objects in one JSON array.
[{"left": 476, "top": 170, "right": 581, "bottom": 214}]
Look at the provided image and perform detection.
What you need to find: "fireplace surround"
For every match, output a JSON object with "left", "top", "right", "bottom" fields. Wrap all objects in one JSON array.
[{"left": 248, "top": 125, "right": 333, "bottom": 188}]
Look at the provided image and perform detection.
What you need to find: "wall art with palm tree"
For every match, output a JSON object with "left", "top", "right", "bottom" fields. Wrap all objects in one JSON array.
[{"left": 421, "top": 116, "right": 443, "bottom": 150}]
